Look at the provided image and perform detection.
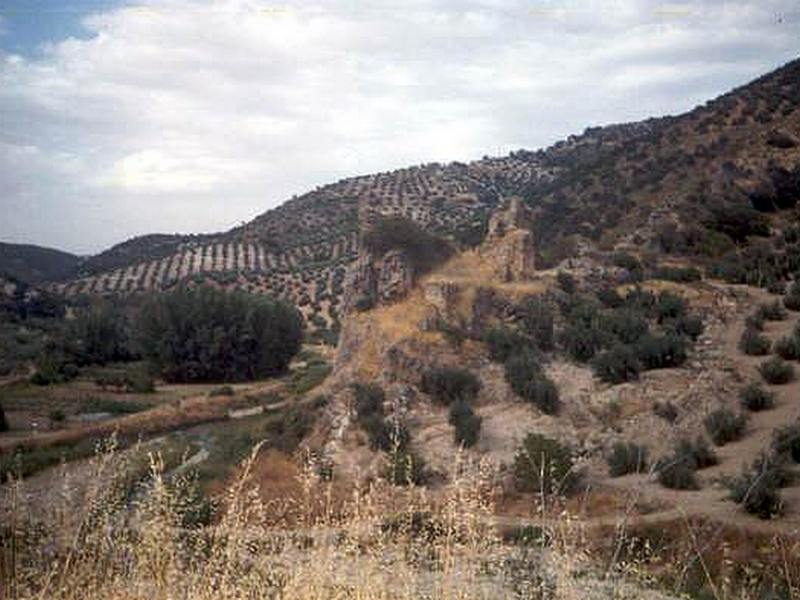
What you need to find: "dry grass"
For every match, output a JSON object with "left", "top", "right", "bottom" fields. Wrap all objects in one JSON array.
[{"left": 0, "top": 440, "right": 694, "bottom": 600}]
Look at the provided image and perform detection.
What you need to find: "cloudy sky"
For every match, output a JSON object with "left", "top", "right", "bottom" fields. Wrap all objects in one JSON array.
[{"left": 0, "top": 0, "right": 797, "bottom": 254}]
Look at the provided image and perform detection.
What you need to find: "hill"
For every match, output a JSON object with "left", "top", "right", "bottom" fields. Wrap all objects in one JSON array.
[
  {"left": 0, "top": 242, "right": 81, "bottom": 283},
  {"left": 51, "top": 57, "right": 800, "bottom": 337}
]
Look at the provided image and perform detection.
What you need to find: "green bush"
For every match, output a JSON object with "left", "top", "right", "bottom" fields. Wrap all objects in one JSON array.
[
  {"left": 385, "top": 448, "right": 426, "bottom": 486},
  {"left": 658, "top": 437, "right": 718, "bottom": 490},
  {"left": 745, "top": 311, "right": 765, "bottom": 331},
  {"left": 740, "top": 383, "right": 776, "bottom": 412},
  {"left": 651, "top": 266, "right": 702, "bottom": 283},
  {"left": 560, "top": 324, "right": 609, "bottom": 362},
  {"left": 758, "top": 356, "right": 795, "bottom": 384},
  {"left": 138, "top": 286, "right": 303, "bottom": 383},
  {"left": 484, "top": 327, "right": 530, "bottom": 363},
  {"left": 353, "top": 383, "right": 385, "bottom": 419},
  {"left": 69, "top": 301, "right": 134, "bottom": 365},
  {"left": 635, "top": 334, "right": 688, "bottom": 370},
  {"left": 448, "top": 401, "right": 482, "bottom": 448},
  {"left": 362, "top": 216, "right": 452, "bottom": 276},
  {"left": 513, "top": 433, "right": 577, "bottom": 495},
  {"left": 592, "top": 345, "right": 641, "bottom": 384},
  {"left": 607, "top": 442, "right": 649, "bottom": 477},
  {"left": 518, "top": 296, "right": 555, "bottom": 351},
  {"left": 738, "top": 327, "right": 771, "bottom": 356},
  {"left": 420, "top": 367, "right": 481, "bottom": 406},
  {"left": 601, "top": 310, "right": 649, "bottom": 345},
  {"left": 653, "top": 400, "right": 679, "bottom": 423},
  {"left": 666, "top": 315, "right": 705, "bottom": 341},
  {"left": 773, "top": 335, "right": 800, "bottom": 360},
  {"left": 597, "top": 287, "right": 624, "bottom": 308},
  {"left": 504, "top": 353, "right": 560, "bottom": 414},
  {"left": 678, "top": 436, "right": 718, "bottom": 469},
  {"left": 772, "top": 424, "right": 800, "bottom": 463},
  {"left": 654, "top": 292, "right": 687, "bottom": 323},
  {"left": 728, "top": 454, "right": 788, "bottom": 519},
  {"left": 757, "top": 301, "right": 787, "bottom": 321},
  {"left": 612, "top": 253, "right": 644, "bottom": 282},
  {"left": 704, "top": 408, "right": 747, "bottom": 446},
  {"left": 784, "top": 293, "right": 800, "bottom": 311},
  {"left": 209, "top": 385, "right": 235, "bottom": 397},
  {"left": 556, "top": 271, "right": 577, "bottom": 294},
  {"left": 657, "top": 458, "right": 698, "bottom": 490}
]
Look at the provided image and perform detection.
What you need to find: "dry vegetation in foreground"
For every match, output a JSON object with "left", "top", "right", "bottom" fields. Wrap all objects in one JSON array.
[{"left": 2, "top": 440, "right": 799, "bottom": 600}]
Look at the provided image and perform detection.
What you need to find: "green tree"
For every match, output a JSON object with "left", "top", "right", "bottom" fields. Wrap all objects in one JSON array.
[{"left": 138, "top": 286, "right": 303, "bottom": 383}]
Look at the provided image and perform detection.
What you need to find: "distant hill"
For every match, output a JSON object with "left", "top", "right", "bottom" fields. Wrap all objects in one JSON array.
[
  {"left": 0, "top": 242, "right": 81, "bottom": 283},
  {"left": 46, "top": 57, "right": 800, "bottom": 332}
]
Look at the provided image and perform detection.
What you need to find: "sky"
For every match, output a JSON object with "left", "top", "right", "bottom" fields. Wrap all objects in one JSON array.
[{"left": 0, "top": 0, "right": 798, "bottom": 255}]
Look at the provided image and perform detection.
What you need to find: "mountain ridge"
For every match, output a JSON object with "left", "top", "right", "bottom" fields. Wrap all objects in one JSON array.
[{"left": 37, "top": 56, "right": 800, "bottom": 331}]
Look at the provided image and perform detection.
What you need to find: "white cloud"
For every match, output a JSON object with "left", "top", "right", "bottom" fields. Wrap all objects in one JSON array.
[{"left": 0, "top": 0, "right": 797, "bottom": 253}]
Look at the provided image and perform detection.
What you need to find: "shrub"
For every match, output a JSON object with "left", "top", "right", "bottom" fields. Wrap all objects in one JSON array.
[
  {"left": 362, "top": 216, "right": 452, "bottom": 276},
  {"left": 757, "top": 301, "right": 787, "bottom": 321},
  {"left": 518, "top": 296, "right": 554, "bottom": 351},
  {"left": 448, "top": 401, "right": 482, "bottom": 448},
  {"left": 728, "top": 454, "right": 788, "bottom": 519},
  {"left": 676, "top": 436, "right": 719, "bottom": 470},
  {"left": 745, "top": 311, "right": 765, "bottom": 331},
  {"left": 504, "top": 353, "right": 560, "bottom": 414},
  {"left": 666, "top": 315, "right": 705, "bottom": 341},
  {"left": 740, "top": 383, "right": 776, "bottom": 412},
  {"left": 209, "top": 385, "right": 235, "bottom": 398},
  {"left": 658, "top": 436, "right": 718, "bottom": 490},
  {"left": 758, "top": 356, "right": 795, "bottom": 384},
  {"left": 739, "top": 327, "right": 771, "bottom": 356},
  {"left": 653, "top": 400, "right": 679, "bottom": 423},
  {"left": 69, "top": 302, "right": 134, "bottom": 365},
  {"left": 654, "top": 292, "right": 687, "bottom": 323},
  {"left": 607, "top": 442, "right": 649, "bottom": 477},
  {"left": 773, "top": 335, "right": 800, "bottom": 360},
  {"left": 704, "top": 408, "right": 747, "bottom": 446},
  {"left": 772, "top": 424, "right": 800, "bottom": 463},
  {"left": 386, "top": 448, "right": 426, "bottom": 486},
  {"left": 556, "top": 271, "right": 576, "bottom": 294},
  {"left": 657, "top": 457, "right": 698, "bottom": 490},
  {"left": 635, "top": 334, "right": 688, "bottom": 370},
  {"left": 784, "top": 292, "right": 800, "bottom": 311},
  {"left": 592, "top": 345, "right": 641, "bottom": 384},
  {"left": 125, "top": 372, "right": 156, "bottom": 394},
  {"left": 560, "top": 324, "right": 608, "bottom": 363},
  {"left": 612, "top": 253, "right": 644, "bottom": 282},
  {"left": 513, "top": 433, "right": 577, "bottom": 495},
  {"left": 597, "top": 287, "right": 623, "bottom": 308},
  {"left": 353, "top": 383, "right": 385, "bottom": 419},
  {"left": 484, "top": 327, "right": 529, "bottom": 363},
  {"left": 783, "top": 281, "right": 800, "bottom": 311},
  {"left": 601, "top": 310, "right": 649, "bottom": 345},
  {"left": 651, "top": 266, "right": 702, "bottom": 283},
  {"left": 420, "top": 368, "right": 481, "bottom": 406},
  {"left": 138, "top": 286, "right": 303, "bottom": 383}
]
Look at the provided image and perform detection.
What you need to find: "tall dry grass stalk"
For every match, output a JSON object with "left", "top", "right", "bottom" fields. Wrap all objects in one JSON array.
[{"left": 0, "top": 439, "right": 725, "bottom": 600}]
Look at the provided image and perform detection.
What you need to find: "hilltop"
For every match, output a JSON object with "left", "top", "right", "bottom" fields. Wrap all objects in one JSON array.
[
  {"left": 0, "top": 242, "right": 81, "bottom": 284},
  {"left": 41, "top": 59, "right": 800, "bottom": 341}
]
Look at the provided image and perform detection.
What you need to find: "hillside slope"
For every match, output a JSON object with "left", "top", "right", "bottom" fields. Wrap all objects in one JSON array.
[
  {"left": 53, "top": 57, "right": 800, "bottom": 334},
  {"left": 0, "top": 242, "right": 81, "bottom": 283}
]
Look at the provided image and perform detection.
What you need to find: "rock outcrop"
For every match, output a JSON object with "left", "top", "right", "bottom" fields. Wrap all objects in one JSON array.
[
  {"left": 341, "top": 250, "right": 415, "bottom": 313},
  {"left": 479, "top": 197, "right": 536, "bottom": 281}
]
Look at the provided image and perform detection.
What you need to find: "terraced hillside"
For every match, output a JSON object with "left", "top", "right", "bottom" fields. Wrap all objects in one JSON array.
[{"left": 54, "top": 58, "right": 800, "bottom": 332}]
